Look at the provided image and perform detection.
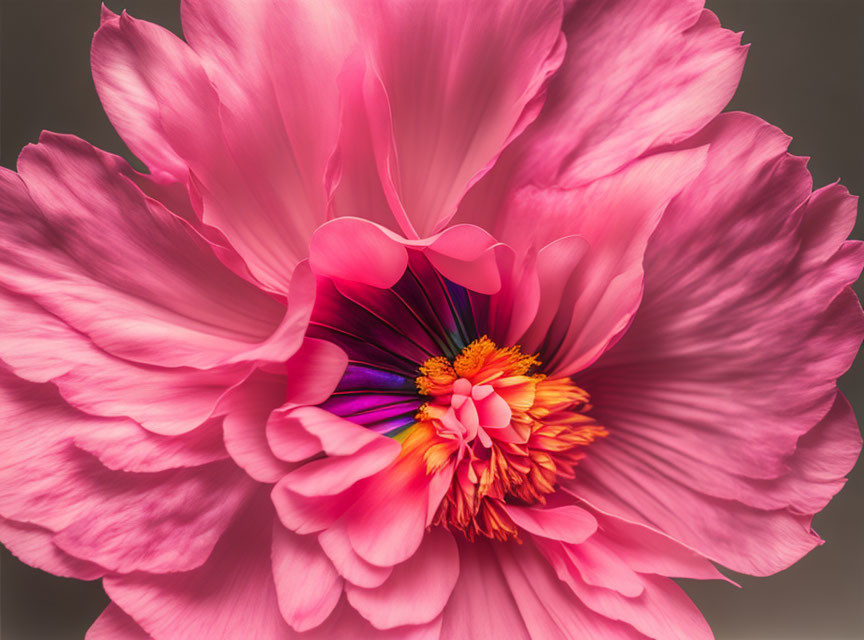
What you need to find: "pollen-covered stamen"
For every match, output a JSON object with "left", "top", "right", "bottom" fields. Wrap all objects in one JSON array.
[{"left": 414, "top": 337, "right": 606, "bottom": 542}]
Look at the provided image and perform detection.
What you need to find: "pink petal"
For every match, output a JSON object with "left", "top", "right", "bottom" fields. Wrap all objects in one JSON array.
[
  {"left": 87, "top": 604, "right": 151, "bottom": 640},
  {"left": 51, "top": 459, "right": 255, "bottom": 574},
  {"left": 345, "top": 462, "right": 433, "bottom": 567},
  {"left": 355, "top": 0, "right": 565, "bottom": 237},
  {"left": 278, "top": 436, "right": 401, "bottom": 497},
  {"left": 272, "top": 524, "right": 342, "bottom": 632},
  {"left": 541, "top": 539, "right": 713, "bottom": 640},
  {"left": 572, "top": 113, "right": 863, "bottom": 576},
  {"left": 440, "top": 539, "right": 530, "bottom": 639},
  {"left": 56, "top": 360, "right": 251, "bottom": 437},
  {"left": 591, "top": 508, "right": 725, "bottom": 582},
  {"left": 74, "top": 417, "right": 228, "bottom": 473},
  {"left": 495, "top": 542, "right": 645, "bottom": 639},
  {"left": 455, "top": 0, "right": 745, "bottom": 232},
  {"left": 0, "top": 517, "right": 103, "bottom": 580},
  {"left": 346, "top": 527, "right": 459, "bottom": 629},
  {"left": 2, "top": 135, "right": 302, "bottom": 369},
  {"left": 549, "top": 537, "right": 645, "bottom": 599},
  {"left": 0, "top": 371, "right": 256, "bottom": 574},
  {"left": 105, "top": 494, "right": 296, "bottom": 640},
  {"left": 505, "top": 504, "right": 598, "bottom": 544},
  {"left": 301, "top": 596, "right": 443, "bottom": 640},
  {"left": 91, "top": 11, "right": 188, "bottom": 183},
  {"left": 310, "top": 217, "right": 409, "bottom": 289},
  {"left": 180, "top": 0, "right": 353, "bottom": 291},
  {"left": 272, "top": 483, "right": 359, "bottom": 535},
  {"left": 269, "top": 405, "right": 398, "bottom": 460},
  {"left": 284, "top": 338, "right": 349, "bottom": 405},
  {"left": 318, "top": 526, "right": 393, "bottom": 589},
  {"left": 218, "top": 369, "right": 294, "bottom": 483},
  {"left": 328, "top": 52, "right": 397, "bottom": 230},
  {"left": 503, "top": 147, "right": 708, "bottom": 375},
  {"left": 424, "top": 225, "right": 502, "bottom": 295},
  {"left": 0, "top": 276, "right": 251, "bottom": 438},
  {"left": 521, "top": 2, "right": 746, "bottom": 187}
]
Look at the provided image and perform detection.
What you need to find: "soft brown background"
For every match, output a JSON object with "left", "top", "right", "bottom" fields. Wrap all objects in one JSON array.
[{"left": 1, "top": 0, "right": 862, "bottom": 638}]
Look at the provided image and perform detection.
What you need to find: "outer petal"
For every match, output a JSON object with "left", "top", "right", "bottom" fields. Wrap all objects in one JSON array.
[
  {"left": 0, "top": 283, "right": 244, "bottom": 438},
  {"left": 524, "top": 1, "right": 745, "bottom": 186},
  {"left": 90, "top": 9, "right": 187, "bottom": 183},
  {"left": 87, "top": 604, "right": 152, "bottom": 640},
  {"left": 179, "top": 0, "right": 352, "bottom": 291},
  {"left": 355, "top": 0, "right": 566, "bottom": 237},
  {"left": 455, "top": 0, "right": 746, "bottom": 230},
  {"left": 106, "top": 494, "right": 297, "bottom": 640},
  {"left": 0, "top": 517, "right": 103, "bottom": 580},
  {"left": 498, "top": 147, "right": 708, "bottom": 375},
  {"left": 1, "top": 134, "right": 299, "bottom": 370},
  {"left": 345, "top": 527, "right": 459, "bottom": 629},
  {"left": 573, "top": 113, "right": 864, "bottom": 575},
  {"left": 0, "top": 368, "right": 255, "bottom": 574},
  {"left": 537, "top": 539, "right": 712, "bottom": 640},
  {"left": 73, "top": 417, "right": 228, "bottom": 473},
  {"left": 495, "top": 542, "right": 645, "bottom": 639}
]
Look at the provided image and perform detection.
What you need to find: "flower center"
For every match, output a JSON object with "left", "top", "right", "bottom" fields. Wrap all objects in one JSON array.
[{"left": 406, "top": 337, "right": 606, "bottom": 542}]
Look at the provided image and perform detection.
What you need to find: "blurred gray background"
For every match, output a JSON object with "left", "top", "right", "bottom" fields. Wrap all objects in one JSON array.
[{"left": 0, "top": 0, "right": 862, "bottom": 638}]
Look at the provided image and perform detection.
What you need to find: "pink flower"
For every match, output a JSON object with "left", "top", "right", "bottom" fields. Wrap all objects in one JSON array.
[{"left": 1, "top": 0, "right": 860, "bottom": 638}]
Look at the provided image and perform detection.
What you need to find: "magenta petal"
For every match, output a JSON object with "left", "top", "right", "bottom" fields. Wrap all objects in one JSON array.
[{"left": 346, "top": 527, "right": 459, "bottom": 629}]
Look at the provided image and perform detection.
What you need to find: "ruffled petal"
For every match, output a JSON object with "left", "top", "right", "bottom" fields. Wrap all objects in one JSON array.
[
  {"left": 73, "top": 418, "right": 228, "bottom": 473},
  {"left": 0, "top": 368, "right": 255, "bottom": 574},
  {"left": 540, "top": 538, "right": 712, "bottom": 640},
  {"left": 1, "top": 134, "right": 303, "bottom": 369},
  {"left": 95, "top": 6, "right": 350, "bottom": 291},
  {"left": 572, "top": 113, "right": 864, "bottom": 575},
  {"left": 455, "top": 0, "right": 746, "bottom": 231},
  {"left": 523, "top": 1, "right": 745, "bottom": 187},
  {"left": 495, "top": 542, "right": 645, "bottom": 639},
  {"left": 219, "top": 369, "right": 294, "bottom": 483}
]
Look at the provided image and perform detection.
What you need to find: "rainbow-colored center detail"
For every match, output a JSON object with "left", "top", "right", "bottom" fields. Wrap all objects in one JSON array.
[{"left": 309, "top": 252, "right": 605, "bottom": 542}]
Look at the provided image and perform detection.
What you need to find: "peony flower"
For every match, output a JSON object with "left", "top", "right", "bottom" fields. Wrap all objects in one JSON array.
[{"left": 1, "top": 0, "right": 861, "bottom": 638}]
